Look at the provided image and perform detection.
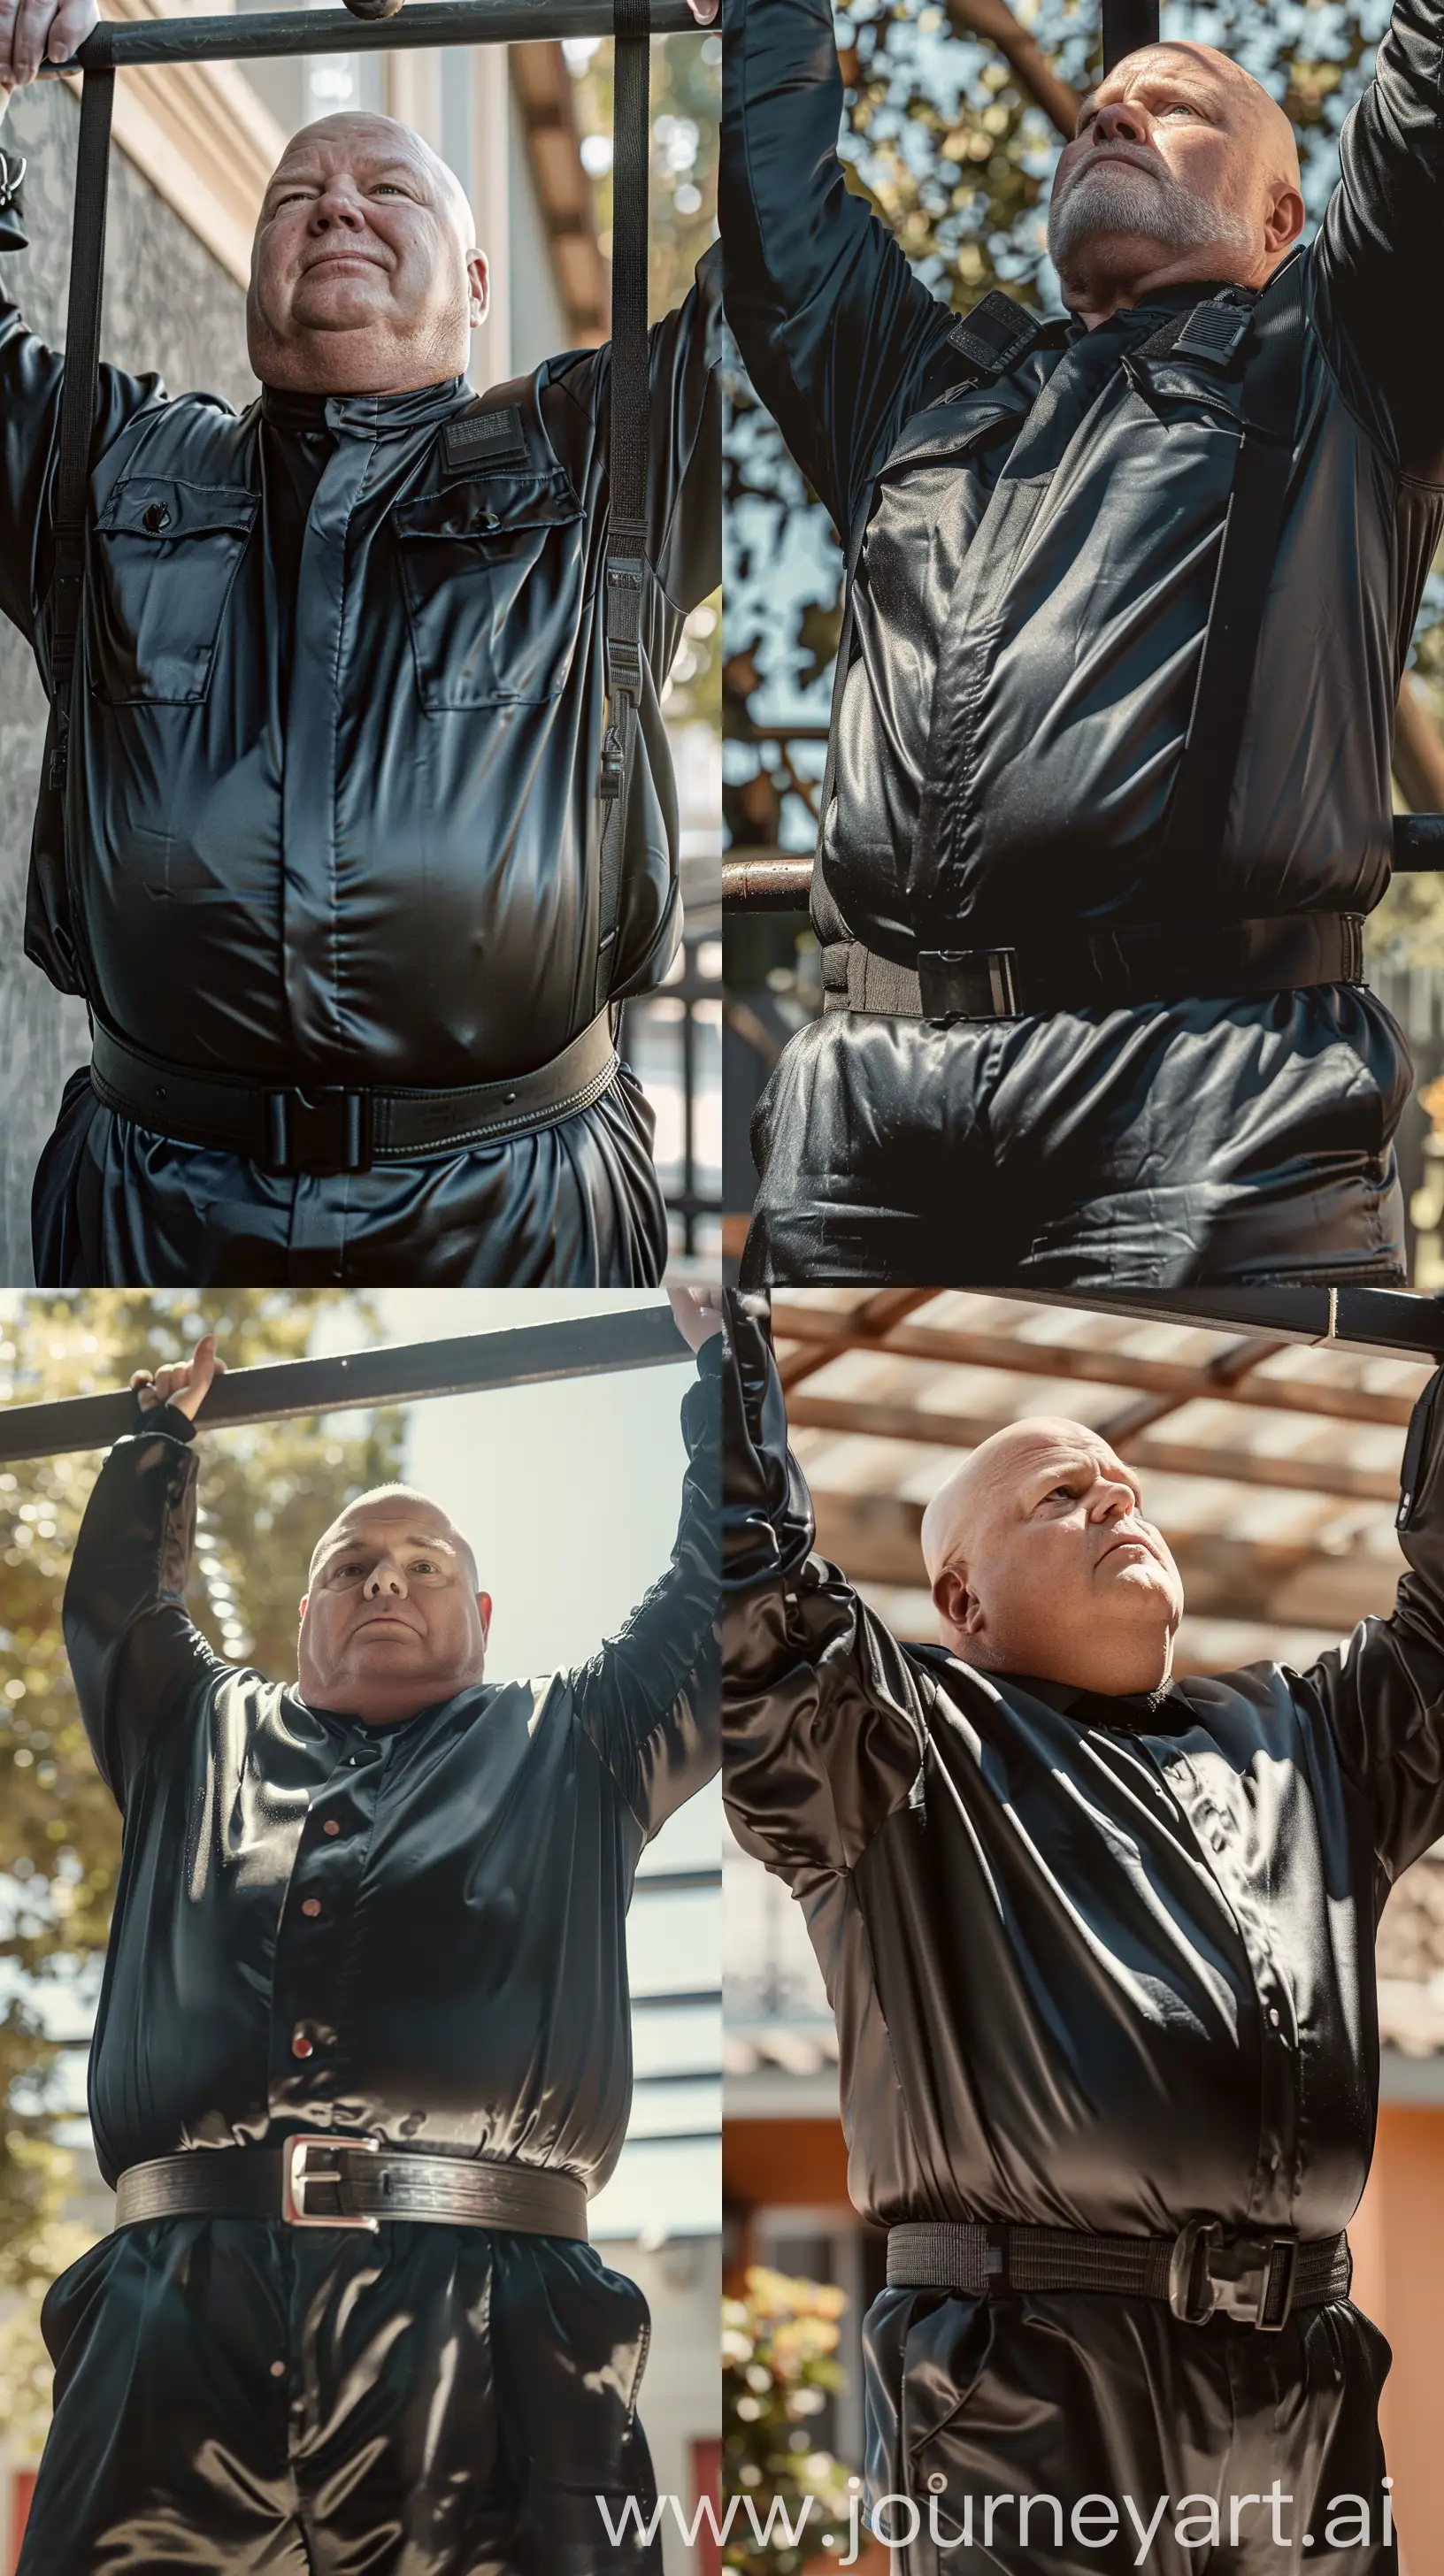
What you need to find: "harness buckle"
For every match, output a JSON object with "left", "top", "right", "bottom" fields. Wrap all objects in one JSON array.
[
  {"left": 281, "top": 2135, "right": 380, "bottom": 2231},
  {"left": 917, "top": 947, "right": 1022, "bottom": 1020},
  {"left": 1168, "top": 2222, "right": 1299, "bottom": 2331},
  {"left": 265, "top": 1086, "right": 373, "bottom": 1176}
]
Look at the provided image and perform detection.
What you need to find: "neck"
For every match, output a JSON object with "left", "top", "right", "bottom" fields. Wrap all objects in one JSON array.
[{"left": 1063, "top": 244, "right": 1277, "bottom": 331}]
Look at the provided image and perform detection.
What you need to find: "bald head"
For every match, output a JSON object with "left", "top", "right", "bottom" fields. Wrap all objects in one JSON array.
[
  {"left": 1048, "top": 42, "right": 1304, "bottom": 326},
  {"left": 924, "top": 1416, "right": 1185, "bottom": 1698},
  {"left": 247, "top": 112, "right": 489, "bottom": 395},
  {"left": 297, "top": 1484, "right": 493, "bottom": 1726}
]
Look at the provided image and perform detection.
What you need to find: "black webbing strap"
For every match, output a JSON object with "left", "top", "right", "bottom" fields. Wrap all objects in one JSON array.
[
  {"left": 1156, "top": 253, "right": 1306, "bottom": 875},
  {"left": 47, "top": 54, "right": 115, "bottom": 801},
  {"left": 809, "top": 289, "right": 1041, "bottom": 955},
  {"left": 595, "top": 0, "right": 652, "bottom": 1013}
]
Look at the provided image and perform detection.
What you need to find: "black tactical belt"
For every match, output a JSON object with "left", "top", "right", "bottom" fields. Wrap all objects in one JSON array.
[
  {"left": 88, "top": 1010, "right": 618, "bottom": 1176},
  {"left": 114, "top": 2141, "right": 589, "bottom": 2238},
  {"left": 827, "top": 911, "right": 1366, "bottom": 1023},
  {"left": 887, "top": 2219, "right": 1351, "bottom": 2331}
]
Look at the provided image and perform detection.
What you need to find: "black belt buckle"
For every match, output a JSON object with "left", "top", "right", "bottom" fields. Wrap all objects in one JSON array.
[
  {"left": 917, "top": 947, "right": 1022, "bottom": 1020},
  {"left": 1169, "top": 2221, "right": 1297, "bottom": 2330},
  {"left": 265, "top": 1087, "right": 374, "bottom": 1176}
]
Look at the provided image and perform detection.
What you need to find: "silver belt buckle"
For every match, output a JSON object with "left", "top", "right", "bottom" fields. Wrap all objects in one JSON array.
[{"left": 281, "top": 2134, "right": 380, "bottom": 2231}]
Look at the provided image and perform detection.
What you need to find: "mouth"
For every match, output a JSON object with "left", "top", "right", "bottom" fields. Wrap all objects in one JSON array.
[
  {"left": 303, "top": 251, "right": 386, "bottom": 276},
  {"left": 355, "top": 1613, "right": 419, "bottom": 1638},
  {"left": 1098, "top": 1533, "right": 1161, "bottom": 1569}
]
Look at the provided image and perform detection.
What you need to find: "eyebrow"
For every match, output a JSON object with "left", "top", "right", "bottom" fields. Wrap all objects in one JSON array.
[
  {"left": 320, "top": 1528, "right": 458, "bottom": 1563},
  {"left": 267, "top": 159, "right": 425, "bottom": 196}
]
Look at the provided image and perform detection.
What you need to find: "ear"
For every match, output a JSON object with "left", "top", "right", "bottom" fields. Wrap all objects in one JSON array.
[
  {"left": 298, "top": 1592, "right": 308, "bottom": 1622},
  {"left": 932, "top": 1564, "right": 982, "bottom": 1638},
  {"left": 466, "top": 249, "right": 490, "bottom": 330},
  {"left": 478, "top": 1591, "right": 493, "bottom": 1644},
  {"left": 1264, "top": 180, "right": 1305, "bottom": 256}
]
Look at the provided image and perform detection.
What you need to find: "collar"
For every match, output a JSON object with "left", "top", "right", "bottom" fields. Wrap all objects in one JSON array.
[
  {"left": 1066, "top": 280, "right": 1249, "bottom": 342},
  {"left": 1013, "top": 1673, "right": 1180, "bottom": 1730},
  {"left": 260, "top": 375, "right": 474, "bottom": 439}
]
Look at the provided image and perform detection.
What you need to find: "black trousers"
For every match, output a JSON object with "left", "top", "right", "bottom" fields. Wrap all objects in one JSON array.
[
  {"left": 862, "top": 2288, "right": 1398, "bottom": 2573},
  {"left": 741, "top": 988, "right": 1412, "bottom": 1289},
  {"left": 31, "top": 1064, "right": 669, "bottom": 1288},
  {"left": 18, "top": 2220, "right": 664, "bottom": 2576}
]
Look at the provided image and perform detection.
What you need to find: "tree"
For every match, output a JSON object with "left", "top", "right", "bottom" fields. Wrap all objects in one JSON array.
[
  {"left": 723, "top": 2266, "right": 856, "bottom": 2572},
  {"left": 0, "top": 1292, "right": 403, "bottom": 2442}
]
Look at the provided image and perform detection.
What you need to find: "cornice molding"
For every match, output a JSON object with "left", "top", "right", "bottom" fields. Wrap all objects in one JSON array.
[{"left": 86, "top": 0, "right": 287, "bottom": 292}]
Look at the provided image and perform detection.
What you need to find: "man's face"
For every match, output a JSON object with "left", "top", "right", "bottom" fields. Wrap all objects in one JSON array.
[
  {"left": 1047, "top": 44, "right": 1302, "bottom": 313},
  {"left": 927, "top": 1420, "right": 1185, "bottom": 1694},
  {"left": 247, "top": 114, "right": 488, "bottom": 396},
  {"left": 296, "top": 1498, "right": 492, "bottom": 1723}
]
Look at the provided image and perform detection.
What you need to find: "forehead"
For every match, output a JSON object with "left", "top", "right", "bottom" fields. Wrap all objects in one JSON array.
[
  {"left": 1089, "top": 42, "right": 1241, "bottom": 110},
  {"left": 321, "top": 1504, "right": 456, "bottom": 1554},
  {"left": 269, "top": 121, "right": 434, "bottom": 188},
  {"left": 991, "top": 1424, "right": 1137, "bottom": 1495}
]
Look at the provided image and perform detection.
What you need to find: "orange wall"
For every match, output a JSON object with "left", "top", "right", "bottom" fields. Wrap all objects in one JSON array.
[{"left": 1351, "top": 2104, "right": 1444, "bottom": 2576}]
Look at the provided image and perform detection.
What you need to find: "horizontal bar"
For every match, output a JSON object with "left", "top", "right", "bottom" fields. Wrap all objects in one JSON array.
[
  {"left": 1102, "top": 0, "right": 1157, "bottom": 69},
  {"left": 0, "top": 1304, "right": 689, "bottom": 1462},
  {"left": 42, "top": 0, "right": 699, "bottom": 73},
  {"left": 723, "top": 854, "right": 814, "bottom": 913},
  {"left": 632, "top": 1867, "right": 721, "bottom": 1893},
  {"left": 995, "top": 1288, "right": 1444, "bottom": 1362},
  {"left": 631, "top": 1988, "right": 720, "bottom": 2010}
]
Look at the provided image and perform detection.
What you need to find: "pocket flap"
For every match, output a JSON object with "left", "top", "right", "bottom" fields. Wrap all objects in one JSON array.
[
  {"left": 877, "top": 395, "right": 1029, "bottom": 479},
  {"left": 97, "top": 477, "right": 259, "bottom": 540},
  {"left": 394, "top": 473, "right": 584, "bottom": 543}
]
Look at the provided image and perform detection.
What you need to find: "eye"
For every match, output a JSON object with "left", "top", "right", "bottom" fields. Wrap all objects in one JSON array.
[{"left": 373, "top": 183, "right": 413, "bottom": 198}]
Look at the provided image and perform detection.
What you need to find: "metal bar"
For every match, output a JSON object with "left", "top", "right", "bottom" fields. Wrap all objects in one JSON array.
[
  {"left": 42, "top": 0, "right": 697, "bottom": 74},
  {"left": 723, "top": 854, "right": 814, "bottom": 913},
  {"left": 630, "top": 1989, "right": 721, "bottom": 2010},
  {"left": 0, "top": 1305, "right": 689, "bottom": 1463},
  {"left": 1102, "top": 0, "right": 1158, "bottom": 69},
  {"left": 632, "top": 1867, "right": 721, "bottom": 1893},
  {"left": 994, "top": 1288, "right": 1444, "bottom": 1363}
]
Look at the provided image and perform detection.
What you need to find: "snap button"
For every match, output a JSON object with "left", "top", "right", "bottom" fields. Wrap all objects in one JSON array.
[
  {"left": 322, "top": 1819, "right": 341, "bottom": 1836},
  {"left": 292, "top": 2027, "right": 315, "bottom": 2059},
  {"left": 1268, "top": 2007, "right": 1281, "bottom": 2028},
  {"left": 301, "top": 1898, "right": 321, "bottom": 1919},
  {"left": 269, "top": 2360, "right": 286, "bottom": 2379},
  {"left": 142, "top": 502, "right": 172, "bottom": 533}
]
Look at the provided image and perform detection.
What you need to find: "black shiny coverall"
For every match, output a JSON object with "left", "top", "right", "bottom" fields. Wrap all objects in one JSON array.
[
  {"left": 19, "top": 1341, "right": 719, "bottom": 2576},
  {"left": 721, "top": 1294, "right": 1444, "bottom": 2571},
  {"left": 721, "top": 0, "right": 1444, "bottom": 1288},
  {"left": 0, "top": 226, "right": 719, "bottom": 1288}
]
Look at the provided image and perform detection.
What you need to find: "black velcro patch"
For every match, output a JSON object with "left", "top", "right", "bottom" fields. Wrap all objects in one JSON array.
[
  {"left": 1172, "top": 302, "right": 1253, "bottom": 371},
  {"left": 442, "top": 403, "right": 528, "bottom": 473}
]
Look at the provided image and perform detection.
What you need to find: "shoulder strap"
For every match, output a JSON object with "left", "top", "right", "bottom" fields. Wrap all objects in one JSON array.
[
  {"left": 48, "top": 58, "right": 115, "bottom": 800},
  {"left": 1155, "top": 254, "right": 1307, "bottom": 875},
  {"left": 810, "top": 289, "right": 1043, "bottom": 943},
  {"left": 594, "top": 0, "right": 652, "bottom": 1014}
]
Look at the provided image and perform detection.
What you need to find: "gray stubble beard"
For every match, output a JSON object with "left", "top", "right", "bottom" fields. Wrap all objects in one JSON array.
[{"left": 1047, "top": 158, "right": 1257, "bottom": 290}]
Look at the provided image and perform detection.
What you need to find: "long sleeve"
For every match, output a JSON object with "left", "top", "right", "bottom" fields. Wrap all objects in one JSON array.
[
  {"left": 571, "top": 1334, "right": 721, "bottom": 1841},
  {"left": 721, "top": 1290, "right": 925, "bottom": 1889},
  {"left": 719, "top": 0, "right": 954, "bottom": 536},
  {"left": 0, "top": 292, "right": 167, "bottom": 658},
  {"left": 1311, "top": 0, "right": 1444, "bottom": 484},
  {"left": 61, "top": 1405, "right": 217, "bottom": 1808},
  {"left": 1303, "top": 1366, "right": 1444, "bottom": 1893}
]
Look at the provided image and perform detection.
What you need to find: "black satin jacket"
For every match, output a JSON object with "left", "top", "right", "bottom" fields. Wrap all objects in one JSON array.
[
  {"left": 65, "top": 1343, "right": 720, "bottom": 2190},
  {"left": 722, "top": 1294, "right": 1444, "bottom": 2239},
  {"left": 0, "top": 247, "right": 720, "bottom": 1083},
  {"left": 720, "top": 0, "right": 1444, "bottom": 962}
]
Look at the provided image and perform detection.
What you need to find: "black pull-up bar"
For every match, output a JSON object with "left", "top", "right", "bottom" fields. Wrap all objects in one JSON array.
[
  {"left": 994, "top": 1285, "right": 1444, "bottom": 1361},
  {"left": 35, "top": 0, "right": 699, "bottom": 73},
  {"left": 0, "top": 1304, "right": 692, "bottom": 1463},
  {"left": 1102, "top": 0, "right": 1158, "bottom": 68}
]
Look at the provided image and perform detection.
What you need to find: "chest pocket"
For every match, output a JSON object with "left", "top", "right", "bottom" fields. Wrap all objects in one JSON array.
[
  {"left": 88, "top": 476, "right": 258, "bottom": 706},
  {"left": 393, "top": 471, "right": 586, "bottom": 712}
]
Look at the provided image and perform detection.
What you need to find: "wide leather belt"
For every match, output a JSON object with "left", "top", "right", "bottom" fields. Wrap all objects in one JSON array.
[
  {"left": 887, "top": 2219, "right": 1351, "bottom": 2331},
  {"left": 826, "top": 912, "right": 1366, "bottom": 1022},
  {"left": 113, "top": 2143, "right": 589, "bottom": 2238},
  {"left": 88, "top": 1011, "right": 618, "bottom": 1176}
]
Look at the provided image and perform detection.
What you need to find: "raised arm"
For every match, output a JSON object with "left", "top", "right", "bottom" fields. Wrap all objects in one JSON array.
[
  {"left": 720, "top": 0, "right": 955, "bottom": 534},
  {"left": 571, "top": 1299, "right": 722, "bottom": 1842},
  {"left": 0, "top": 0, "right": 168, "bottom": 648},
  {"left": 1311, "top": 0, "right": 1444, "bottom": 483},
  {"left": 722, "top": 1290, "right": 926, "bottom": 1890},
  {"left": 62, "top": 1337, "right": 224, "bottom": 1806},
  {"left": 1303, "top": 1366, "right": 1444, "bottom": 1893}
]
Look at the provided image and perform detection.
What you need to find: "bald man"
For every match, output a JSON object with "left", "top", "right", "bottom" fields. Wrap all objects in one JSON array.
[
  {"left": 723, "top": 1289, "right": 1444, "bottom": 2572},
  {"left": 0, "top": 0, "right": 718, "bottom": 1287},
  {"left": 722, "top": 0, "right": 1440, "bottom": 1288},
  {"left": 20, "top": 1295, "right": 722, "bottom": 2574}
]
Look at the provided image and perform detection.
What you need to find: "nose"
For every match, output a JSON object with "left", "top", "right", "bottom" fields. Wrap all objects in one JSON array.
[
  {"left": 1090, "top": 1475, "right": 1140, "bottom": 1525},
  {"left": 310, "top": 185, "right": 366, "bottom": 234},
  {"left": 1090, "top": 96, "right": 1154, "bottom": 149},
  {"left": 363, "top": 1556, "right": 407, "bottom": 1598}
]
